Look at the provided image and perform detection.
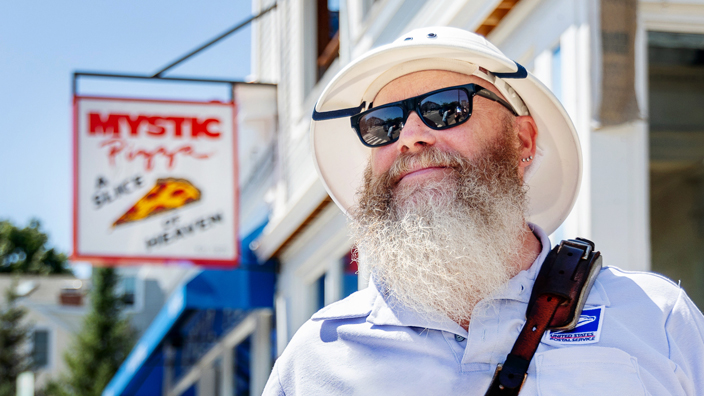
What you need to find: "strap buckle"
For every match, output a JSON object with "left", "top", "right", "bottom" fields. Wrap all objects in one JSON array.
[
  {"left": 558, "top": 238, "right": 593, "bottom": 260},
  {"left": 528, "top": 237, "right": 602, "bottom": 331}
]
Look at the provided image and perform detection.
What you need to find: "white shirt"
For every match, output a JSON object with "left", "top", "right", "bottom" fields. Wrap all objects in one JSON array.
[{"left": 263, "top": 226, "right": 704, "bottom": 395}]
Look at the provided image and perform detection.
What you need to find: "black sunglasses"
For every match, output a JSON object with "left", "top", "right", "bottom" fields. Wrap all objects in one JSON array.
[{"left": 350, "top": 83, "right": 517, "bottom": 148}]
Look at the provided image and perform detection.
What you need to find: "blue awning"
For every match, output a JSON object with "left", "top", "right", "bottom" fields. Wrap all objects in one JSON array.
[{"left": 103, "top": 224, "right": 275, "bottom": 396}]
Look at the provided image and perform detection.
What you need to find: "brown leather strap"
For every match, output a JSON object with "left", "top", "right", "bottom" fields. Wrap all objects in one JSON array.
[
  {"left": 511, "top": 294, "right": 563, "bottom": 360},
  {"left": 484, "top": 238, "right": 602, "bottom": 396},
  {"left": 484, "top": 295, "right": 564, "bottom": 396}
]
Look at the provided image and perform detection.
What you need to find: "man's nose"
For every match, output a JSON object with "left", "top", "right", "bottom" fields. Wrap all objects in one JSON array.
[{"left": 396, "top": 111, "right": 437, "bottom": 153}]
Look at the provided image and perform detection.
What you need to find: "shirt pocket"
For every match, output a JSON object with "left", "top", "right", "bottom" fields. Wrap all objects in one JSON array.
[{"left": 535, "top": 346, "right": 648, "bottom": 396}]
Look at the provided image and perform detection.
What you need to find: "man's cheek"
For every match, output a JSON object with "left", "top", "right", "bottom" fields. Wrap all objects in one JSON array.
[{"left": 371, "top": 148, "right": 396, "bottom": 175}]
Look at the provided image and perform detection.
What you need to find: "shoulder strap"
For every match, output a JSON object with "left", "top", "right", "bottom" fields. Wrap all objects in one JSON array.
[{"left": 484, "top": 238, "right": 603, "bottom": 396}]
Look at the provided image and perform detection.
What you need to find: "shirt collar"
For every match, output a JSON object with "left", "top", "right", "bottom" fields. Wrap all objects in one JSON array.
[
  {"left": 366, "top": 276, "right": 468, "bottom": 335},
  {"left": 475, "top": 224, "right": 610, "bottom": 307},
  {"left": 486, "top": 222, "right": 550, "bottom": 303}
]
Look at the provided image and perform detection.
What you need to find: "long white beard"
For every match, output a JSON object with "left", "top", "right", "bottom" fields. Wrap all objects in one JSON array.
[{"left": 350, "top": 142, "right": 529, "bottom": 325}]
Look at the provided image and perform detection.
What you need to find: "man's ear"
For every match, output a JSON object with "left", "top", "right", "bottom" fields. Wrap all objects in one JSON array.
[{"left": 516, "top": 115, "right": 538, "bottom": 175}]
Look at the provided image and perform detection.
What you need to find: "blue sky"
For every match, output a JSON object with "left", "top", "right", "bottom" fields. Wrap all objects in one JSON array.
[{"left": 0, "top": 0, "right": 254, "bottom": 271}]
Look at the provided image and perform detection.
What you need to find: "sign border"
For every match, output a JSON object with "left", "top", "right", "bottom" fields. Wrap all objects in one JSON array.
[{"left": 71, "top": 95, "right": 240, "bottom": 267}]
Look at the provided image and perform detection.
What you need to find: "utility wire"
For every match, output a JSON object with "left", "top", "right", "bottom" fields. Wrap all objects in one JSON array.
[{"left": 152, "top": 3, "right": 277, "bottom": 78}]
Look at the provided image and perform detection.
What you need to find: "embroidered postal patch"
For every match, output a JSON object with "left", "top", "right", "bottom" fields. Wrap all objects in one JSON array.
[{"left": 542, "top": 305, "right": 605, "bottom": 346}]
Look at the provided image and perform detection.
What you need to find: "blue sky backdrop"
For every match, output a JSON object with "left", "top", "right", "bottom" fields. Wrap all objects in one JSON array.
[{"left": 0, "top": 0, "right": 254, "bottom": 271}]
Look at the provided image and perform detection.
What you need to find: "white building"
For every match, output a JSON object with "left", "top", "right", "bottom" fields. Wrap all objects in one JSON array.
[
  {"left": 0, "top": 266, "right": 189, "bottom": 391},
  {"left": 250, "top": 0, "right": 704, "bottom": 356},
  {"left": 0, "top": 275, "right": 89, "bottom": 389}
]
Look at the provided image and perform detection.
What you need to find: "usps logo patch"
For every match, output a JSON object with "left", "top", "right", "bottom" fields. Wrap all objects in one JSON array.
[{"left": 542, "top": 305, "right": 605, "bottom": 346}]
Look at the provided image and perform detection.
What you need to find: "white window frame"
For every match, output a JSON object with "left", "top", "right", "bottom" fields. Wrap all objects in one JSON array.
[
  {"left": 639, "top": 0, "right": 704, "bottom": 120},
  {"left": 275, "top": 202, "right": 353, "bottom": 354},
  {"left": 638, "top": 1, "right": 704, "bottom": 272}
]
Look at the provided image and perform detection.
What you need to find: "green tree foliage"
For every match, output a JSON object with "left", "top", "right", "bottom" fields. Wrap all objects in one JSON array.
[
  {"left": 0, "top": 219, "right": 71, "bottom": 275},
  {"left": 0, "top": 281, "right": 32, "bottom": 396},
  {"left": 45, "top": 268, "right": 135, "bottom": 396}
]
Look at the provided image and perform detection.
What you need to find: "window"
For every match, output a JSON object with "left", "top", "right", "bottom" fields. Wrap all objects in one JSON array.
[
  {"left": 341, "top": 248, "right": 358, "bottom": 299},
  {"left": 118, "top": 276, "right": 136, "bottom": 306},
  {"left": 32, "top": 329, "right": 49, "bottom": 369},
  {"left": 316, "top": 0, "right": 340, "bottom": 81},
  {"left": 648, "top": 31, "right": 704, "bottom": 310},
  {"left": 315, "top": 273, "right": 326, "bottom": 311},
  {"left": 309, "top": 249, "right": 358, "bottom": 313}
]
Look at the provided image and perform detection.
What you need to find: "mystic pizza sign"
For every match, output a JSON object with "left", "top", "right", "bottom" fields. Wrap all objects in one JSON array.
[{"left": 73, "top": 97, "right": 238, "bottom": 266}]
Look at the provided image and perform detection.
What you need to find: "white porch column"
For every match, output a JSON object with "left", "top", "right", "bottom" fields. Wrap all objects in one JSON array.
[
  {"left": 251, "top": 310, "right": 273, "bottom": 395},
  {"left": 220, "top": 343, "right": 234, "bottom": 396},
  {"left": 162, "top": 342, "right": 175, "bottom": 396}
]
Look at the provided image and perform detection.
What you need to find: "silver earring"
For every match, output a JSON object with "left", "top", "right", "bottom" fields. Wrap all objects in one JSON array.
[{"left": 521, "top": 155, "right": 533, "bottom": 162}]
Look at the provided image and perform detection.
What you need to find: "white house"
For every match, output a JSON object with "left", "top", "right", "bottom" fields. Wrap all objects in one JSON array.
[{"left": 249, "top": 0, "right": 704, "bottom": 355}]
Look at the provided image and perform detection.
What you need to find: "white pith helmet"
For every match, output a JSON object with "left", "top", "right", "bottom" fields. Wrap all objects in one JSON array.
[{"left": 310, "top": 26, "right": 581, "bottom": 235}]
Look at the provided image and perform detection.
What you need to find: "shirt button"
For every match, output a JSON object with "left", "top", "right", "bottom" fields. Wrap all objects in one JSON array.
[{"left": 455, "top": 334, "right": 466, "bottom": 342}]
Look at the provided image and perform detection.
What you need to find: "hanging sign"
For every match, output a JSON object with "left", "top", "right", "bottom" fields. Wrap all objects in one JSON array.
[{"left": 72, "top": 96, "right": 238, "bottom": 266}]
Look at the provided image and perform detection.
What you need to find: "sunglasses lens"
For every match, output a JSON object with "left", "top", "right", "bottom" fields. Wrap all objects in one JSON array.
[
  {"left": 420, "top": 89, "right": 471, "bottom": 128},
  {"left": 357, "top": 106, "right": 405, "bottom": 146}
]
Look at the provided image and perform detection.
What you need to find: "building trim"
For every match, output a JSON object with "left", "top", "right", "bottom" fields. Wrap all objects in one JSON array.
[
  {"left": 256, "top": 176, "right": 330, "bottom": 259},
  {"left": 476, "top": 0, "right": 522, "bottom": 37}
]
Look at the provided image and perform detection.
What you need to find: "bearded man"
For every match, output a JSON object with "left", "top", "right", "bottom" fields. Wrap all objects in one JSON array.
[{"left": 263, "top": 27, "right": 704, "bottom": 396}]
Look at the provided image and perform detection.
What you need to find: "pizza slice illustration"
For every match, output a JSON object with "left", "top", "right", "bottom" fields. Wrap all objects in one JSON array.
[{"left": 113, "top": 178, "right": 201, "bottom": 227}]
